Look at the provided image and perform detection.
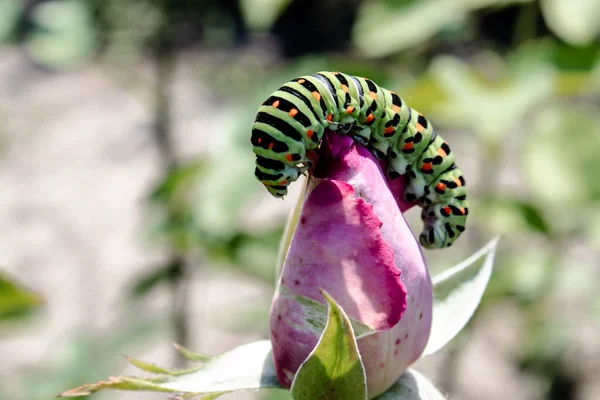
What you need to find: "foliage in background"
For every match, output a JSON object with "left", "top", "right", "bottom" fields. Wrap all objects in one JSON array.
[
  {"left": 0, "top": 0, "right": 599, "bottom": 399},
  {"left": 0, "top": 271, "right": 43, "bottom": 323}
]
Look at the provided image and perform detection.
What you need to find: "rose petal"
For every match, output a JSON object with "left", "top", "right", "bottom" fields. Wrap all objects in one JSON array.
[
  {"left": 270, "top": 133, "right": 432, "bottom": 397},
  {"left": 279, "top": 179, "right": 406, "bottom": 330},
  {"left": 317, "top": 134, "right": 433, "bottom": 397}
]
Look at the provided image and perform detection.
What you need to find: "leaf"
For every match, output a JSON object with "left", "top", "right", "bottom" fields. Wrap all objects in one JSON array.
[
  {"left": 129, "top": 261, "right": 180, "bottom": 298},
  {"left": 478, "top": 197, "right": 552, "bottom": 237},
  {"left": 58, "top": 340, "right": 282, "bottom": 398},
  {"left": 429, "top": 55, "right": 554, "bottom": 142},
  {"left": 373, "top": 369, "right": 446, "bottom": 400},
  {"left": 524, "top": 103, "right": 600, "bottom": 207},
  {"left": 149, "top": 161, "right": 207, "bottom": 203},
  {"left": 353, "top": 0, "right": 535, "bottom": 57},
  {"left": 125, "top": 356, "right": 202, "bottom": 376},
  {"left": 512, "top": 201, "right": 551, "bottom": 235},
  {"left": 239, "top": 0, "right": 292, "bottom": 31},
  {"left": 0, "top": 270, "right": 43, "bottom": 321},
  {"left": 24, "top": 0, "right": 96, "bottom": 69},
  {"left": 173, "top": 343, "right": 212, "bottom": 362},
  {"left": 421, "top": 237, "right": 500, "bottom": 357},
  {"left": 541, "top": 0, "right": 600, "bottom": 46},
  {"left": 276, "top": 285, "right": 374, "bottom": 339},
  {"left": 290, "top": 290, "right": 367, "bottom": 400},
  {"left": 353, "top": 0, "right": 464, "bottom": 57},
  {"left": 0, "top": 0, "right": 24, "bottom": 42}
]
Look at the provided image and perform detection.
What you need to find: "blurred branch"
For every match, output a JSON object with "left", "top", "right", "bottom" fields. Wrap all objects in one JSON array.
[
  {"left": 153, "top": 2, "right": 177, "bottom": 170},
  {"left": 150, "top": 2, "right": 193, "bottom": 367}
]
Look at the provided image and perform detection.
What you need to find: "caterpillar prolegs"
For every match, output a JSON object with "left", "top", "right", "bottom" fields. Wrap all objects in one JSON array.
[{"left": 250, "top": 71, "right": 468, "bottom": 249}]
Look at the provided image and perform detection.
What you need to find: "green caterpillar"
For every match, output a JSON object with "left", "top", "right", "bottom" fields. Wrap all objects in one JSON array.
[{"left": 251, "top": 71, "right": 468, "bottom": 249}]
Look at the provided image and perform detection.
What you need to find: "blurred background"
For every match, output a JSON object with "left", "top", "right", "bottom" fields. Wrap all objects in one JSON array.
[{"left": 0, "top": 0, "right": 599, "bottom": 399}]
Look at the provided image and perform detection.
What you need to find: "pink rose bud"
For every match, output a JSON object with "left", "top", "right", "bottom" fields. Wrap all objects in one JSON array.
[{"left": 269, "top": 133, "right": 433, "bottom": 398}]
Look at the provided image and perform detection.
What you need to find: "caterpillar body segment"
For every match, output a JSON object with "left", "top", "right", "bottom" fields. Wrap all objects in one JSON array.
[
  {"left": 250, "top": 71, "right": 469, "bottom": 248},
  {"left": 404, "top": 134, "right": 456, "bottom": 201},
  {"left": 387, "top": 107, "right": 432, "bottom": 178},
  {"left": 420, "top": 199, "right": 468, "bottom": 248}
]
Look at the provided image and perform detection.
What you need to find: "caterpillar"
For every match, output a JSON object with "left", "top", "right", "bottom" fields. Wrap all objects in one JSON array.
[{"left": 251, "top": 71, "right": 468, "bottom": 249}]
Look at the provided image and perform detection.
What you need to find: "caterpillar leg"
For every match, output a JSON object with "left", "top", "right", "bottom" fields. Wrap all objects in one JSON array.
[
  {"left": 419, "top": 200, "right": 468, "bottom": 248},
  {"left": 349, "top": 126, "right": 372, "bottom": 147}
]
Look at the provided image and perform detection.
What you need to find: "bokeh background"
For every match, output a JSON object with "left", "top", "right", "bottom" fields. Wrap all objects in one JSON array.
[{"left": 1, "top": 0, "right": 599, "bottom": 399}]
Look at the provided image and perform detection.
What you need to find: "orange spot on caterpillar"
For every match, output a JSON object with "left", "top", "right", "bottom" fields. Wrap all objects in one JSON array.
[
  {"left": 403, "top": 142, "right": 414, "bottom": 150},
  {"left": 416, "top": 124, "right": 424, "bottom": 133},
  {"left": 369, "top": 91, "right": 377, "bottom": 100},
  {"left": 269, "top": 142, "right": 274, "bottom": 150},
  {"left": 436, "top": 183, "right": 446, "bottom": 191},
  {"left": 392, "top": 105, "right": 401, "bottom": 113},
  {"left": 437, "top": 147, "right": 446, "bottom": 157},
  {"left": 365, "top": 114, "right": 375, "bottom": 123},
  {"left": 460, "top": 207, "right": 466, "bottom": 215},
  {"left": 346, "top": 106, "right": 355, "bottom": 114},
  {"left": 306, "top": 129, "right": 314, "bottom": 139},
  {"left": 454, "top": 178, "right": 462, "bottom": 187},
  {"left": 280, "top": 180, "right": 287, "bottom": 185},
  {"left": 273, "top": 100, "right": 280, "bottom": 108},
  {"left": 258, "top": 138, "right": 262, "bottom": 144},
  {"left": 285, "top": 154, "right": 293, "bottom": 161},
  {"left": 384, "top": 126, "right": 395, "bottom": 135},
  {"left": 422, "top": 162, "right": 432, "bottom": 171},
  {"left": 289, "top": 108, "right": 298, "bottom": 117},
  {"left": 341, "top": 84, "right": 349, "bottom": 93},
  {"left": 326, "top": 114, "right": 333, "bottom": 122},
  {"left": 298, "top": 79, "right": 306, "bottom": 84},
  {"left": 443, "top": 206, "right": 452, "bottom": 215},
  {"left": 311, "top": 91, "right": 321, "bottom": 101}
]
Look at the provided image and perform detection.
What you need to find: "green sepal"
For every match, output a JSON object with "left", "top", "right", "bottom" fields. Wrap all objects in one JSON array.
[
  {"left": 290, "top": 290, "right": 367, "bottom": 400},
  {"left": 58, "top": 340, "right": 282, "bottom": 399}
]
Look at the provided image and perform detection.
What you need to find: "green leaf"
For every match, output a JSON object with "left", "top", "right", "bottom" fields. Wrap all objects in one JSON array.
[
  {"left": 477, "top": 197, "right": 552, "bottom": 237},
  {"left": 373, "top": 369, "right": 446, "bottom": 400},
  {"left": 353, "top": 0, "right": 535, "bottom": 57},
  {"left": 290, "top": 290, "right": 367, "bottom": 400},
  {"left": 276, "top": 285, "right": 374, "bottom": 339},
  {"left": 541, "top": 0, "right": 600, "bottom": 46},
  {"left": 129, "top": 261, "right": 181, "bottom": 298},
  {"left": 58, "top": 340, "right": 282, "bottom": 398},
  {"left": 353, "top": 0, "right": 465, "bottom": 57},
  {"left": 0, "top": 270, "right": 43, "bottom": 321},
  {"left": 24, "top": 0, "right": 96, "bottom": 69},
  {"left": 0, "top": 0, "right": 24, "bottom": 42},
  {"left": 149, "top": 161, "right": 207, "bottom": 203},
  {"left": 125, "top": 356, "right": 203, "bottom": 376},
  {"left": 429, "top": 55, "right": 554, "bottom": 142},
  {"left": 422, "top": 237, "right": 500, "bottom": 357},
  {"left": 239, "top": 0, "right": 292, "bottom": 31},
  {"left": 524, "top": 103, "right": 600, "bottom": 208},
  {"left": 173, "top": 343, "right": 212, "bottom": 362}
]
